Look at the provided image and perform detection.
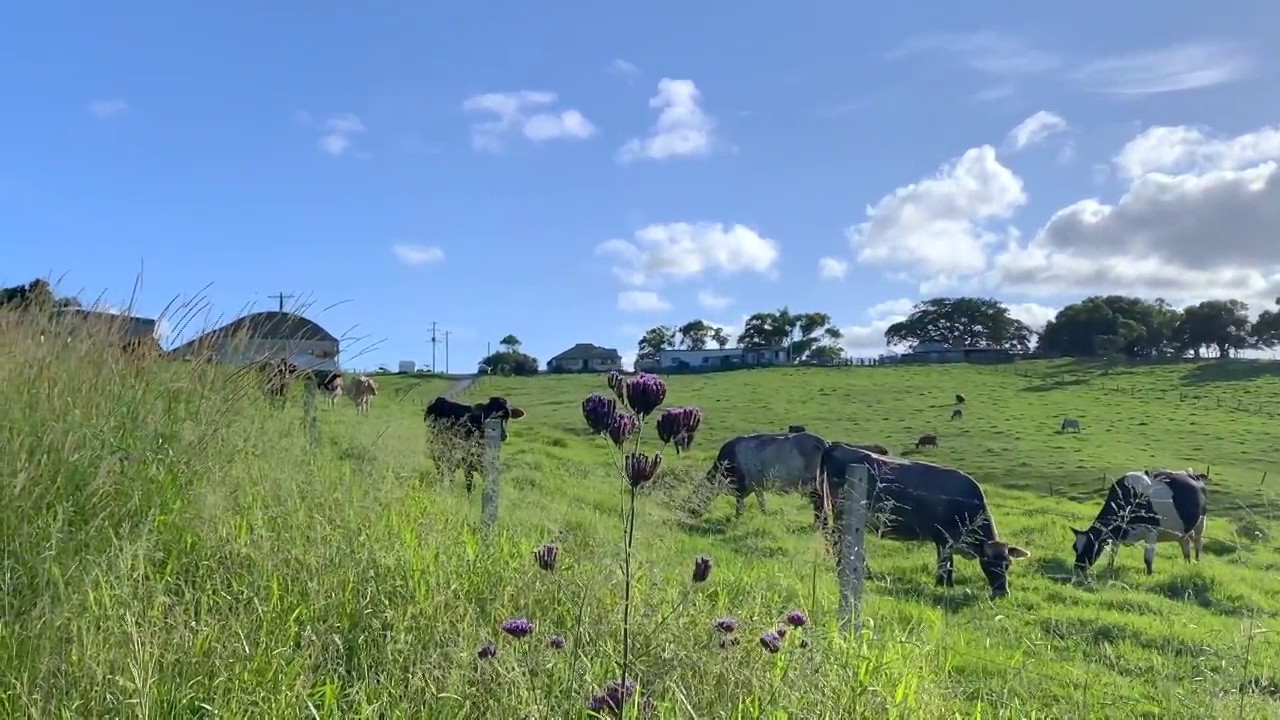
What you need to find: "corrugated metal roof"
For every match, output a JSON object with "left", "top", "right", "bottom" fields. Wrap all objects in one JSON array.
[{"left": 171, "top": 311, "right": 338, "bottom": 352}]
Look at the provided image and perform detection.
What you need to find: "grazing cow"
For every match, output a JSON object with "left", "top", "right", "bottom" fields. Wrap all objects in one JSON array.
[
  {"left": 261, "top": 358, "right": 299, "bottom": 403},
  {"left": 424, "top": 395, "right": 527, "bottom": 493},
  {"left": 698, "top": 432, "right": 829, "bottom": 518},
  {"left": 950, "top": 408, "right": 963, "bottom": 421},
  {"left": 915, "top": 434, "right": 938, "bottom": 450},
  {"left": 817, "top": 445, "right": 1031, "bottom": 597},
  {"left": 317, "top": 371, "right": 344, "bottom": 408},
  {"left": 349, "top": 375, "right": 377, "bottom": 414},
  {"left": 1061, "top": 417, "right": 1081, "bottom": 433},
  {"left": 955, "top": 394, "right": 966, "bottom": 405},
  {"left": 787, "top": 424, "right": 807, "bottom": 433},
  {"left": 1071, "top": 470, "right": 1207, "bottom": 577}
]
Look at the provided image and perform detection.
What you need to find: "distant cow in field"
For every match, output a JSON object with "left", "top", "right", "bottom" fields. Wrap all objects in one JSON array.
[
  {"left": 317, "top": 371, "right": 344, "bottom": 408},
  {"left": 349, "top": 375, "right": 377, "bottom": 414},
  {"left": 697, "top": 431, "right": 830, "bottom": 518},
  {"left": 424, "top": 395, "right": 526, "bottom": 493},
  {"left": 915, "top": 434, "right": 938, "bottom": 450},
  {"left": 1072, "top": 470, "right": 1207, "bottom": 577},
  {"left": 817, "top": 444, "right": 1031, "bottom": 598},
  {"left": 1061, "top": 417, "right": 1081, "bottom": 433},
  {"left": 260, "top": 358, "right": 299, "bottom": 404},
  {"left": 950, "top": 408, "right": 963, "bottom": 421},
  {"left": 788, "top": 424, "right": 807, "bottom": 433},
  {"left": 955, "top": 394, "right": 966, "bottom": 405}
]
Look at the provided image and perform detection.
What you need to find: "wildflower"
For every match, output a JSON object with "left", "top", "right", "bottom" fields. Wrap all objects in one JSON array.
[
  {"left": 548, "top": 634, "right": 567, "bottom": 650},
  {"left": 624, "top": 373, "right": 667, "bottom": 418},
  {"left": 656, "top": 406, "right": 702, "bottom": 454},
  {"left": 606, "top": 412, "right": 639, "bottom": 448},
  {"left": 774, "top": 625, "right": 788, "bottom": 639},
  {"left": 606, "top": 371, "right": 623, "bottom": 393},
  {"left": 582, "top": 394, "right": 617, "bottom": 434},
  {"left": 713, "top": 616, "right": 739, "bottom": 634},
  {"left": 784, "top": 609, "right": 808, "bottom": 628},
  {"left": 718, "top": 635, "right": 741, "bottom": 649},
  {"left": 500, "top": 617, "right": 534, "bottom": 639},
  {"left": 534, "top": 543, "right": 558, "bottom": 572},
  {"left": 609, "top": 373, "right": 628, "bottom": 402},
  {"left": 759, "top": 629, "right": 782, "bottom": 654},
  {"left": 587, "top": 679, "right": 635, "bottom": 714},
  {"left": 477, "top": 643, "right": 497, "bottom": 660},
  {"left": 624, "top": 452, "right": 662, "bottom": 487},
  {"left": 692, "top": 555, "right": 713, "bottom": 583}
]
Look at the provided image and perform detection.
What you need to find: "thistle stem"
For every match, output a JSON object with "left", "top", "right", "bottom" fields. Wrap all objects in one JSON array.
[{"left": 620, "top": 481, "right": 639, "bottom": 709}]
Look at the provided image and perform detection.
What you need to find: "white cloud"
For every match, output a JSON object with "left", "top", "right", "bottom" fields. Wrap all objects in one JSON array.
[
  {"left": 617, "top": 290, "right": 672, "bottom": 313},
  {"left": 391, "top": 243, "right": 445, "bottom": 266},
  {"left": 1070, "top": 41, "right": 1254, "bottom": 96},
  {"left": 888, "top": 32, "right": 1061, "bottom": 78},
  {"left": 818, "top": 257, "right": 849, "bottom": 280},
  {"left": 617, "top": 78, "right": 717, "bottom": 163},
  {"left": 597, "top": 221, "right": 781, "bottom": 287},
  {"left": 696, "top": 289, "right": 732, "bottom": 310},
  {"left": 840, "top": 298, "right": 916, "bottom": 356},
  {"left": 89, "top": 99, "right": 129, "bottom": 118},
  {"left": 318, "top": 113, "right": 367, "bottom": 157},
  {"left": 1005, "top": 302, "right": 1059, "bottom": 331},
  {"left": 462, "top": 91, "right": 595, "bottom": 153},
  {"left": 607, "top": 59, "right": 641, "bottom": 81},
  {"left": 845, "top": 145, "right": 1026, "bottom": 279},
  {"left": 1113, "top": 124, "right": 1280, "bottom": 180},
  {"left": 1006, "top": 111, "right": 1067, "bottom": 150}
]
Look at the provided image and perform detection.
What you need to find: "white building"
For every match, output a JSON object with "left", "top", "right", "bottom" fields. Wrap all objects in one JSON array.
[
  {"left": 398, "top": 360, "right": 416, "bottom": 373},
  {"left": 651, "top": 346, "right": 790, "bottom": 371}
]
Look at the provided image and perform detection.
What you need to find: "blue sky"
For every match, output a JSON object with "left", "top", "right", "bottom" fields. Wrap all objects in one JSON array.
[{"left": 5, "top": 1, "right": 1280, "bottom": 370}]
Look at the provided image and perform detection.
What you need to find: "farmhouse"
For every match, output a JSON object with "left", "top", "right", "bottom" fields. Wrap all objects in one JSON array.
[
  {"left": 52, "top": 307, "right": 158, "bottom": 341},
  {"left": 648, "top": 346, "right": 791, "bottom": 371},
  {"left": 891, "top": 342, "right": 1016, "bottom": 365},
  {"left": 547, "top": 343, "right": 623, "bottom": 372},
  {"left": 168, "top": 310, "right": 339, "bottom": 372}
]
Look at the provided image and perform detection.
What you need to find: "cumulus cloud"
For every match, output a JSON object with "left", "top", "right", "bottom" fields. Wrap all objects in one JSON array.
[
  {"left": 1006, "top": 111, "right": 1067, "bottom": 150},
  {"left": 391, "top": 243, "right": 445, "bottom": 266},
  {"left": 597, "top": 221, "right": 780, "bottom": 287},
  {"left": 1113, "top": 124, "right": 1280, "bottom": 180},
  {"left": 845, "top": 145, "right": 1026, "bottom": 279},
  {"left": 617, "top": 290, "right": 672, "bottom": 313},
  {"left": 696, "top": 289, "right": 732, "bottom": 310},
  {"left": 818, "top": 257, "right": 849, "bottom": 280},
  {"left": 462, "top": 91, "right": 595, "bottom": 153},
  {"left": 840, "top": 299, "right": 916, "bottom": 356},
  {"left": 1070, "top": 41, "right": 1255, "bottom": 96},
  {"left": 618, "top": 79, "right": 718, "bottom": 163}
]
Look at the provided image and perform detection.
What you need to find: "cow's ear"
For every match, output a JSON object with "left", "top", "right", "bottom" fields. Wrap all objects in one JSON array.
[
  {"left": 472, "top": 402, "right": 487, "bottom": 412},
  {"left": 509, "top": 407, "right": 526, "bottom": 420},
  {"left": 1006, "top": 545, "right": 1031, "bottom": 560}
]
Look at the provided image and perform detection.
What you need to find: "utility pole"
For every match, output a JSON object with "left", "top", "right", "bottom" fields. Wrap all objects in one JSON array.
[
  {"left": 267, "top": 291, "right": 295, "bottom": 312},
  {"left": 442, "top": 330, "right": 452, "bottom": 374},
  {"left": 428, "top": 321, "right": 439, "bottom": 373}
]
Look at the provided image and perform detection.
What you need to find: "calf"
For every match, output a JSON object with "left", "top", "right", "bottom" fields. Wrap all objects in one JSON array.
[
  {"left": 915, "top": 434, "right": 938, "bottom": 450},
  {"left": 697, "top": 432, "right": 829, "bottom": 518},
  {"left": 317, "top": 371, "right": 344, "bottom": 408},
  {"left": 349, "top": 375, "right": 377, "bottom": 414},
  {"left": 950, "top": 408, "right": 963, "bottom": 421},
  {"left": 787, "top": 424, "right": 807, "bottom": 433},
  {"left": 424, "top": 395, "right": 526, "bottom": 493},
  {"left": 1061, "top": 417, "right": 1081, "bottom": 433},
  {"left": 1071, "top": 470, "right": 1207, "bottom": 577},
  {"left": 261, "top": 358, "right": 299, "bottom": 404},
  {"left": 955, "top": 393, "right": 966, "bottom": 405},
  {"left": 817, "top": 444, "right": 1030, "bottom": 598}
]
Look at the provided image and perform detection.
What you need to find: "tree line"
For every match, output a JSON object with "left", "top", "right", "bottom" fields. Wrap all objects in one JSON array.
[{"left": 633, "top": 295, "right": 1280, "bottom": 363}]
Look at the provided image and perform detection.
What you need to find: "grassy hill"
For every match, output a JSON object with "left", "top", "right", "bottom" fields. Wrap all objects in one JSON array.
[{"left": 4, "top": 315, "right": 1280, "bottom": 717}]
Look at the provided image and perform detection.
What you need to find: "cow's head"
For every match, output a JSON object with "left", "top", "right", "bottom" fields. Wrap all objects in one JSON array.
[
  {"left": 967, "top": 540, "right": 1032, "bottom": 598},
  {"left": 472, "top": 396, "right": 525, "bottom": 441},
  {"left": 1071, "top": 525, "right": 1107, "bottom": 575}
]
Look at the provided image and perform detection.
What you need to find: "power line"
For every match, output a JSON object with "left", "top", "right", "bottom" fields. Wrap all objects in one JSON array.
[{"left": 268, "top": 292, "right": 295, "bottom": 312}]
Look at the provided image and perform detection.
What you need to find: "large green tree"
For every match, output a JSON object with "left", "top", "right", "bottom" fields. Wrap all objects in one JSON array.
[
  {"left": 884, "top": 297, "right": 1033, "bottom": 352},
  {"left": 739, "top": 307, "right": 844, "bottom": 362},
  {"left": 677, "top": 319, "right": 713, "bottom": 350},
  {"left": 636, "top": 325, "right": 678, "bottom": 362},
  {"left": 0, "top": 278, "right": 81, "bottom": 311},
  {"left": 1252, "top": 297, "right": 1280, "bottom": 350},
  {"left": 1038, "top": 296, "right": 1183, "bottom": 359},
  {"left": 1174, "top": 299, "right": 1252, "bottom": 358}
]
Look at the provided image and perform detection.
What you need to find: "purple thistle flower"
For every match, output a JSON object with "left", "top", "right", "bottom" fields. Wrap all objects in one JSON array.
[
  {"left": 656, "top": 406, "right": 702, "bottom": 454},
  {"left": 713, "top": 616, "right": 739, "bottom": 634},
  {"left": 606, "top": 412, "right": 639, "bottom": 448},
  {"left": 609, "top": 374, "right": 628, "bottom": 402},
  {"left": 759, "top": 629, "right": 783, "bottom": 654},
  {"left": 477, "top": 642, "right": 497, "bottom": 660},
  {"left": 624, "top": 452, "right": 662, "bottom": 487},
  {"left": 774, "top": 625, "right": 788, "bottom": 639},
  {"left": 548, "top": 634, "right": 567, "bottom": 650},
  {"left": 692, "top": 555, "right": 713, "bottom": 583},
  {"left": 586, "top": 679, "right": 636, "bottom": 714},
  {"left": 534, "top": 543, "right": 558, "bottom": 572},
  {"left": 500, "top": 617, "right": 534, "bottom": 639},
  {"left": 624, "top": 373, "right": 667, "bottom": 418},
  {"left": 606, "top": 371, "right": 623, "bottom": 393},
  {"left": 582, "top": 394, "right": 617, "bottom": 434},
  {"left": 784, "top": 609, "right": 808, "bottom": 628}
]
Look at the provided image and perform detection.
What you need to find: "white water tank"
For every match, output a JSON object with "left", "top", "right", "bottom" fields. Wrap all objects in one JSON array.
[{"left": 398, "top": 360, "right": 416, "bottom": 373}]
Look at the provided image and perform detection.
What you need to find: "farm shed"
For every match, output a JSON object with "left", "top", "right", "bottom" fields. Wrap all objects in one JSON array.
[{"left": 168, "top": 310, "right": 340, "bottom": 373}]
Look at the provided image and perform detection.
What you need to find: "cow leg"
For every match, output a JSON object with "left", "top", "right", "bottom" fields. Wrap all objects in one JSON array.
[
  {"left": 735, "top": 494, "right": 746, "bottom": 517},
  {"left": 935, "top": 545, "right": 955, "bottom": 587},
  {"left": 1179, "top": 535, "right": 1192, "bottom": 563},
  {"left": 1142, "top": 532, "right": 1157, "bottom": 575},
  {"left": 1192, "top": 516, "right": 1206, "bottom": 562},
  {"left": 756, "top": 490, "right": 768, "bottom": 514}
]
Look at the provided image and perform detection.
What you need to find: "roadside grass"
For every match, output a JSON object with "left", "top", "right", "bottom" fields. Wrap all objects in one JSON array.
[{"left": 4, "top": 313, "right": 1279, "bottom": 717}]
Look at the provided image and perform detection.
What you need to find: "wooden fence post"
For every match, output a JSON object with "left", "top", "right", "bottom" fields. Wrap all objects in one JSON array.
[
  {"left": 303, "top": 382, "right": 320, "bottom": 448},
  {"left": 479, "top": 417, "right": 503, "bottom": 530},
  {"left": 837, "top": 464, "right": 871, "bottom": 636}
]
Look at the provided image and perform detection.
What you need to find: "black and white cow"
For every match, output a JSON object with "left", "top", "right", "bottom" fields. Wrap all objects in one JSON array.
[
  {"left": 1071, "top": 469, "right": 1207, "bottom": 577},
  {"left": 423, "top": 395, "right": 526, "bottom": 493},
  {"left": 817, "top": 444, "right": 1031, "bottom": 598},
  {"left": 697, "top": 432, "right": 830, "bottom": 518}
]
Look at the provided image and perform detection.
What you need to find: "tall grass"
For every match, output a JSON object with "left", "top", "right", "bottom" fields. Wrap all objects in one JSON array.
[{"left": 4, "top": 308, "right": 1280, "bottom": 717}]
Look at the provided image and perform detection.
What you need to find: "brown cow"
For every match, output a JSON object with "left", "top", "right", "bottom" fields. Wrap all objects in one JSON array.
[{"left": 349, "top": 375, "right": 377, "bottom": 414}]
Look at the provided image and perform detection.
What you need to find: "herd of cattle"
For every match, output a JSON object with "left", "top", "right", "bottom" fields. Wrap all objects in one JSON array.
[
  {"left": 257, "top": 359, "right": 379, "bottom": 414},
  {"left": 407, "top": 387, "right": 1210, "bottom": 599}
]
